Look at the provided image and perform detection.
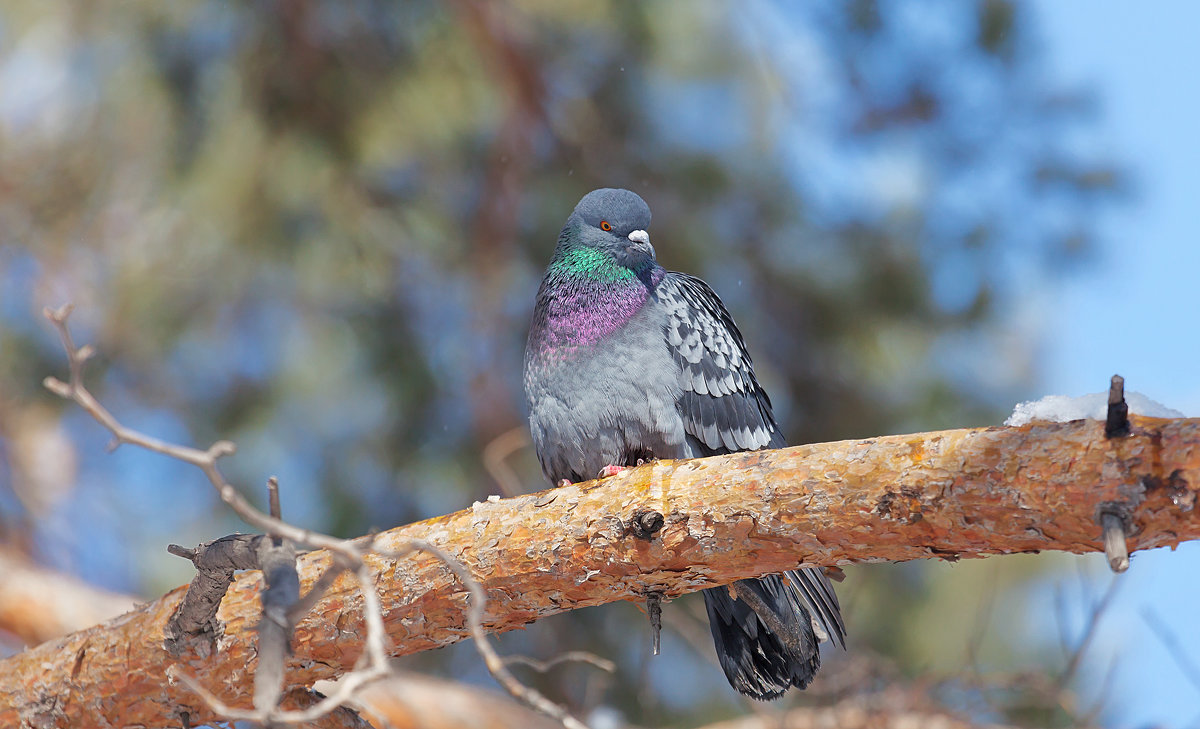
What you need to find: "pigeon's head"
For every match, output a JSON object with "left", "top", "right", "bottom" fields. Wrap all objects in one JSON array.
[{"left": 562, "top": 188, "right": 655, "bottom": 272}]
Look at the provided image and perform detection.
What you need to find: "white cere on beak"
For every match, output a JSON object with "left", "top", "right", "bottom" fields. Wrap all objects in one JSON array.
[{"left": 628, "top": 230, "right": 650, "bottom": 245}]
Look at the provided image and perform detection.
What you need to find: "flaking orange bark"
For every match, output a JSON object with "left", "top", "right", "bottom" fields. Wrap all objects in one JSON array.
[{"left": 2, "top": 416, "right": 1197, "bottom": 728}]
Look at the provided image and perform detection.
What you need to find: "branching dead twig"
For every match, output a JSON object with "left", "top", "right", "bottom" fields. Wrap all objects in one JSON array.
[
  {"left": 42, "top": 305, "right": 343, "bottom": 554},
  {"left": 1142, "top": 607, "right": 1200, "bottom": 698},
  {"left": 42, "top": 304, "right": 392, "bottom": 725},
  {"left": 504, "top": 652, "right": 617, "bottom": 675},
  {"left": 482, "top": 426, "right": 531, "bottom": 499},
  {"left": 379, "top": 539, "right": 593, "bottom": 729},
  {"left": 1057, "top": 572, "right": 1120, "bottom": 692},
  {"left": 42, "top": 304, "right": 593, "bottom": 729},
  {"left": 940, "top": 562, "right": 1122, "bottom": 725},
  {"left": 254, "top": 481, "right": 301, "bottom": 717}
]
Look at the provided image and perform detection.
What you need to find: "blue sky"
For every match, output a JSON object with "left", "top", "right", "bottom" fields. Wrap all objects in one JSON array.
[
  {"left": 1040, "top": 2, "right": 1200, "bottom": 416},
  {"left": 1034, "top": 3, "right": 1200, "bottom": 727}
]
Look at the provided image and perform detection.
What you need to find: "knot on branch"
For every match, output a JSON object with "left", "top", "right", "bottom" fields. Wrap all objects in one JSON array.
[
  {"left": 876, "top": 487, "right": 925, "bottom": 524},
  {"left": 1143, "top": 470, "right": 1196, "bottom": 512},
  {"left": 628, "top": 509, "right": 664, "bottom": 540}
]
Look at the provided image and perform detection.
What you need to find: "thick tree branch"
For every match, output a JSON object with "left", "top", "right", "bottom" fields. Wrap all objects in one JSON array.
[
  {"left": 2, "top": 416, "right": 1198, "bottom": 726},
  {"left": 28, "top": 304, "right": 586, "bottom": 729}
]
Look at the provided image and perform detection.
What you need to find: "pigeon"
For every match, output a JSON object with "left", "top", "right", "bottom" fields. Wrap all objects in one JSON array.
[{"left": 523, "top": 188, "right": 845, "bottom": 699}]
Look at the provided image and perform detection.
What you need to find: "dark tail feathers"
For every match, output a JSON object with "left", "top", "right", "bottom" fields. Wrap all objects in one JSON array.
[{"left": 702, "top": 568, "right": 845, "bottom": 700}]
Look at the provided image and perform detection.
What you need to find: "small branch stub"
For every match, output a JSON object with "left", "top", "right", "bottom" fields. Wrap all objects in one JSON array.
[
  {"left": 1100, "top": 510, "right": 1130, "bottom": 574},
  {"left": 645, "top": 591, "right": 663, "bottom": 656},
  {"left": 1101, "top": 374, "right": 1131, "bottom": 573},
  {"left": 1105, "top": 374, "right": 1130, "bottom": 438}
]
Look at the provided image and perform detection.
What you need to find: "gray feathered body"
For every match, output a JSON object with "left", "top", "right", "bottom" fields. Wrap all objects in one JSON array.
[
  {"left": 525, "top": 270, "right": 685, "bottom": 484},
  {"left": 524, "top": 188, "right": 844, "bottom": 699}
]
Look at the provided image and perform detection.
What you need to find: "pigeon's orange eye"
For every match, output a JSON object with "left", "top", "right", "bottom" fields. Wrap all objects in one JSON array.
[{"left": 600, "top": 221, "right": 612, "bottom": 231}]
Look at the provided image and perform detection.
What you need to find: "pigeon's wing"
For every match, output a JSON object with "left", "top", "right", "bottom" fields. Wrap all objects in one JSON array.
[
  {"left": 658, "top": 271, "right": 781, "bottom": 454},
  {"left": 659, "top": 271, "right": 848, "bottom": 653}
]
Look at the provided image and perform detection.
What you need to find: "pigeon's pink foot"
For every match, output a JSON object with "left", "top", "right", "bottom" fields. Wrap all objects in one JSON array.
[
  {"left": 557, "top": 478, "right": 573, "bottom": 488},
  {"left": 597, "top": 464, "right": 628, "bottom": 479}
]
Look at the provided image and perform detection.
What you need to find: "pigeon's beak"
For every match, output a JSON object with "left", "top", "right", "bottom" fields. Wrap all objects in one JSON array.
[{"left": 628, "top": 229, "right": 654, "bottom": 259}]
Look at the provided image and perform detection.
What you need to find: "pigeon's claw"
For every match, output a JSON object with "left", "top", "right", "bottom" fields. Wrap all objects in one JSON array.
[
  {"left": 597, "top": 464, "right": 628, "bottom": 479},
  {"left": 557, "top": 478, "right": 573, "bottom": 488}
]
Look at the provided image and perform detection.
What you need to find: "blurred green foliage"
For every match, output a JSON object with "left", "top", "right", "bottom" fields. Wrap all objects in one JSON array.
[{"left": 0, "top": 0, "right": 1122, "bottom": 725}]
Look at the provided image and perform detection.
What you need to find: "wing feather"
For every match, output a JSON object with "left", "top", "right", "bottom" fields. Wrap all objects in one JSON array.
[
  {"left": 656, "top": 270, "right": 847, "bottom": 689},
  {"left": 658, "top": 272, "right": 780, "bottom": 454}
]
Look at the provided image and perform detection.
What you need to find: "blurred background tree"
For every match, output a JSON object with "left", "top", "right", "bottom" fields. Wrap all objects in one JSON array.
[{"left": 0, "top": 0, "right": 1134, "bottom": 727}]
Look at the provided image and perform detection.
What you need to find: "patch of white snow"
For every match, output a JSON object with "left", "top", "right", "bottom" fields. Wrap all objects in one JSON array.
[{"left": 1005, "top": 392, "right": 1185, "bottom": 427}]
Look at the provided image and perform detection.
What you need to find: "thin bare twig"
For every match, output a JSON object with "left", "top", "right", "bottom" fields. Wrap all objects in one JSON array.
[
  {"left": 504, "top": 652, "right": 617, "bottom": 675},
  {"left": 964, "top": 565, "right": 998, "bottom": 673},
  {"left": 482, "top": 426, "right": 531, "bottom": 499},
  {"left": 43, "top": 303, "right": 590, "bottom": 729},
  {"left": 1057, "top": 574, "right": 1120, "bottom": 690},
  {"left": 1080, "top": 652, "right": 1119, "bottom": 725},
  {"left": 287, "top": 559, "right": 353, "bottom": 624},
  {"left": 42, "top": 305, "right": 349, "bottom": 557},
  {"left": 164, "top": 560, "right": 389, "bottom": 725},
  {"left": 43, "top": 304, "right": 394, "bottom": 726},
  {"left": 1054, "top": 584, "right": 1072, "bottom": 662},
  {"left": 253, "top": 520, "right": 301, "bottom": 714},
  {"left": 1142, "top": 607, "right": 1200, "bottom": 696},
  {"left": 380, "top": 540, "right": 593, "bottom": 729}
]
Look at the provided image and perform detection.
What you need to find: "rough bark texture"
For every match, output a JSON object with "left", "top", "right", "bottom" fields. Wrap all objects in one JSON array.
[{"left": 2, "top": 416, "right": 1198, "bottom": 728}]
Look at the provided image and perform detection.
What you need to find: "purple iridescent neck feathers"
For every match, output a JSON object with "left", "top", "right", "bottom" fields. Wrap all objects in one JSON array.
[{"left": 532, "top": 245, "right": 664, "bottom": 352}]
